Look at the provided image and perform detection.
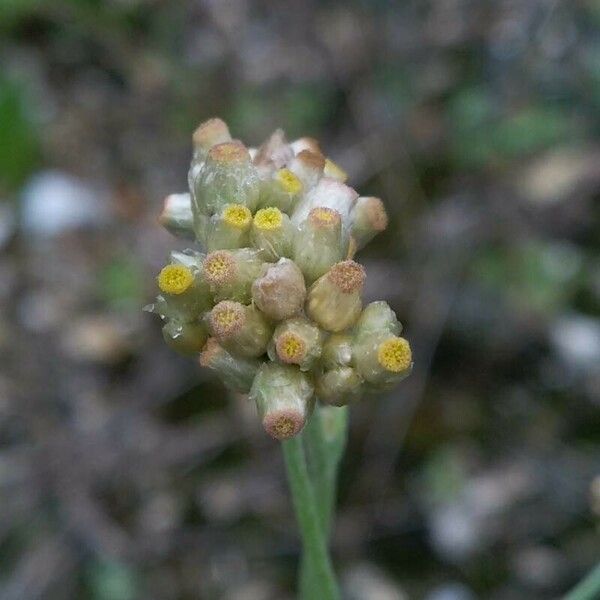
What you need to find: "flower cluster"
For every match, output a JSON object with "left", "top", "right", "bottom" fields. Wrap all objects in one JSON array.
[{"left": 148, "top": 118, "right": 412, "bottom": 439}]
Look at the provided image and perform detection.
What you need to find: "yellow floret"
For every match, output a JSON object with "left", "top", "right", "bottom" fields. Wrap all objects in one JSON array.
[
  {"left": 158, "top": 264, "right": 194, "bottom": 295},
  {"left": 276, "top": 168, "right": 303, "bottom": 194},
  {"left": 276, "top": 332, "right": 306, "bottom": 363},
  {"left": 377, "top": 337, "right": 412, "bottom": 373},
  {"left": 204, "top": 251, "right": 235, "bottom": 284},
  {"left": 254, "top": 207, "right": 283, "bottom": 231},
  {"left": 210, "top": 301, "right": 245, "bottom": 337},
  {"left": 223, "top": 204, "right": 252, "bottom": 229},
  {"left": 309, "top": 207, "right": 340, "bottom": 227}
]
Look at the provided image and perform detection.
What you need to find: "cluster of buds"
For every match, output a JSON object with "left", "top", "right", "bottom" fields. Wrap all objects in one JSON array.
[{"left": 148, "top": 118, "right": 412, "bottom": 440}]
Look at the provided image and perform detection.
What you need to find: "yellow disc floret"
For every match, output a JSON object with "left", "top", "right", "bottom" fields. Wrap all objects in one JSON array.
[
  {"left": 276, "top": 332, "right": 306, "bottom": 364},
  {"left": 309, "top": 206, "right": 341, "bottom": 228},
  {"left": 210, "top": 301, "right": 245, "bottom": 338},
  {"left": 158, "top": 264, "right": 194, "bottom": 295},
  {"left": 328, "top": 260, "right": 365, "bottom": 293},
  {"left": 254, "top": 207, "right": 283, "bottom": 231},
  {"left": 276, "top": 168, "right": 303, "bottom": 194},
  {"left": 223, "top": 204, "right": 252, "bottom": 229},
  {"left": 203, "top": 251, "right": 236, "bottom": 285},
  {"left": 377, "top": 337, "right": 412, "bottom": 373}
]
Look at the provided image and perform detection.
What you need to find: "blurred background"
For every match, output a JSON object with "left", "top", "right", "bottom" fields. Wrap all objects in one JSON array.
[{"left": 1, "top": 1, "right": 599, "bottom": 599}]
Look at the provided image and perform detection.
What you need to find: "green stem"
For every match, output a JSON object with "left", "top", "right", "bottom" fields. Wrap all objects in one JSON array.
[
  {"left": 281, "top": 434, "right": 340, "bottom": 600},
  {"left": 564, "top": 564, "right": 600, "bottom": 600},
  {"left": 300, "top": 406, "right": 349, "bottom": 599}
]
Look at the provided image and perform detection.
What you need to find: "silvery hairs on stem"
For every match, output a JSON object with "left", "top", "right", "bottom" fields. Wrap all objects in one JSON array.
[{"left": 147, "top": 118, "right": 412, "bottom": 439}]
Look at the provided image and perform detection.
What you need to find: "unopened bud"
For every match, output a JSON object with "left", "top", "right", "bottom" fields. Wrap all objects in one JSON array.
[
  {"left": 321, "top": 333, "right": 353, "bottom": 369},
  {"left": 353, "top": 333, "right": 412, "bottom": 388},
  {"left": 290, "top": 137, "right": 321, "bottom": 155},
  {"left": 202, "top": 248, "right": 266, "bottom": 303},
  {"left": 205, "top": 204, "right": 252, "bottom": 251},
  {"left": 268, "top": 317, "right": 323, "bottom": 371},
  {"left": 162, "top": 319, "right": 208, "bottom": 355},
  {"left": 252, "top": 258, "right": 306, "bottom": 321},
  {"left": 207, "top": 300, "right": 272, "bottom": 357},
  {"left": 316, "top": 367, "right": 363, "bottom": 407},
  {"left": 324, "top": 158, "right": 348, "bottom": 183},
  {"left": 250, "top": 363, "right": 314, "bottom": 439},
  {"left": 192, "top": 141, "right": 260, "bottom": 227},
  {"left": 349, "top": 196, "right": 388, "bottom": 251},
  {"left": 354, "top": 301, "right": 401, "bottom": 343},
  {"left": 288, "top": 150, "right": 325, "bottom": 190},
  {"left": 199, "top": 337, "right": 261, "bottom": 393},
  {"left": 250, "top": 207, "right": 293, "bottom": 261},
  {"left": 158, "top": 193, "right": 194, "bottom": 239},
  {"left": 306, "top": 260, "right": 365, "bottom": 332},
  {"left": 293, "top": 207, "right": 346, "bottom": 283},
  {"left": 253, "top": 129, "right": 294, "bottom": 176},
  {"left": 291, "top": 177, "right": 358, "bottom": 230},
  {"left": 192, "top": 118, "right": 231, "bottom": 159}
]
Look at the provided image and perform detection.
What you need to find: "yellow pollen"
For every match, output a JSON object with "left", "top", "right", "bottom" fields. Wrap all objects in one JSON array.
[
  {"left": 324, "top": 158, "right": 348, "bottom": 182},
  {"left": 309, "top": 207, "right": 340, "bottom": 228},
  {"left": 204, "top": 251, "right": 235, "bottom": 284},
  {"left": 276, "top": 333, "right": 306, "bottom": 363},
  {"left": 223, "top": 204, "right": 251, "bottom": 228},
  {"left": 254, "top": 207, "right": 283, "bottom": 231},
  {"left": 276, "top": 168, "right": 303, "bottom": 194},
  {"left": 377, "top": 337, "right": 412, "bottom": 373},
  {"left": 157, "top": 264, "right": 194, "bottom": 295}
]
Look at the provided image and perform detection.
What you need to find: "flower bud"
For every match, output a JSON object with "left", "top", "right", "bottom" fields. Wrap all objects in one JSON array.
[
  {"left": 268, "top": 317, "right": 323, "bottom": 371},
  {"left": 306, "top": 260, "right": 365, "bottom": 332},
  {"left": 250, "top": 363, "right": 314, "bottom": 439},
  {"left": 354, "top": 301, "right": 401, "bottom": 343},
  {"left": 205, "top": 204, "right": 252, "bottom": 251},
  {"left": 258, "top": 168, "right": 303, "bottom": 213},
  {"left": 324, "top": 158, "right": 348, "bottom": 183},
  {"left": 292, "top": 207, "right": 346, "bottom": 284},
  {"left": 199, "top": 337, "right": 261, "bottom": 393},
  {"left": 253, "top": 129, "right": 294, "bottom": 177},
  {"left": 207, "top": 300, "right": 272, "bottom": 357},
  {"left": 316, "top": 367, "right": 363, "bottom": 407},
  {"left": 158, "top": 193, "right": 194, "bottom": 239},
  {"left": 202, "top": 248, "right": 266, "bottom": 303},
  {"left": 152, "top": 262, "right": 212, "bottom": 322},
  {"left": 192, "top": 141, "right": 260, "bottom": 228},
  {"left": 290, "top": 137, "right": 321, "bottom": 155},
  {"left": 251, "top": 258, "right": 306, "bottom": 321},
  {"left": 291, "top": 177, "right": 358, "bottom": 230},
  {"left": 349, "top": 196, "right": 388, "bottom": 252},
  {"left": 162, "top": 319, "right": 208, "bottom": 355},
  {"left": 288, "top": 150, "right": 325, "bottom": 190},
  {"left": 321, "top": 333, "right": 353, "bottom": 369},
  {"left": 192, "top": 118, "right": 231, "bottom": 159},
  {"left": 250, "top": 207, "right": 293, "bottom": 261},
  {"left": 353, "top": 333, "right": 412, "bottom": 388}
]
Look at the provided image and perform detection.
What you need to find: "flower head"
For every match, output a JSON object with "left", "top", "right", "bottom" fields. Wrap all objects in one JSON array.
[{"left": 153, "top": 118, "right": 413, "bottom": 439}]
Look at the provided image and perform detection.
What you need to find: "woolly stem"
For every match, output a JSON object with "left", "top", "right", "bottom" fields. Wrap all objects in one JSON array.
[
  {"left": 282, "top": 434, "right": 340, "bottom": 600},
  {"left": 299, "top": 406, "right": 349, "bottom": 599}
]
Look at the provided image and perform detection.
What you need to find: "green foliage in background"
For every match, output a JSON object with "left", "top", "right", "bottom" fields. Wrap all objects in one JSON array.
[{"left": 0, "top": 77, "right": 39, "bottom": 191}]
